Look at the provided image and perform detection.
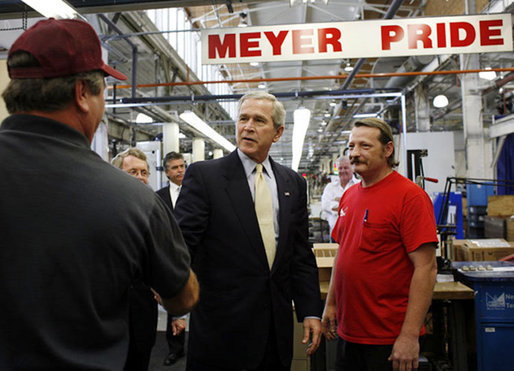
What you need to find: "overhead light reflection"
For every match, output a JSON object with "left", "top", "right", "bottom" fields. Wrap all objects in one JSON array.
[
  {"left": 179, "top": 111, "right": 235, "bottom": 152},
  {"left": 479, "top": 67, "right": 497, "bottom": 81},
  {"left": 21, "top": 0, "right": 78, "bottom": 18},
  {"left": 292, "top": 107, "right": 311, "bottom": 172},
  {"left": 433, "top": 95, "right": 449, "bottom": 108}
]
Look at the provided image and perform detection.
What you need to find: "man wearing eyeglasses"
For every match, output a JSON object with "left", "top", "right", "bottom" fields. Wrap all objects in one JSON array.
[
  {"left": 112, "top": 148, "right": 156, "bottom": 371},
  {"left": 112, "top": 148, "right": 151, "bottom": 185}
]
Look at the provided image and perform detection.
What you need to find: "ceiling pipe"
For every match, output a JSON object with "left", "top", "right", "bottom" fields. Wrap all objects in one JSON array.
[
  {"left": 322, "top": 0, "right": 407, "bottom": 149},
  {"left": 98, "top": 14, "right": 138, "bottom": 99},
  {"left": 340, "top": 0, "right": 406, "bottom": 91},
  {"left": 110, "top": 68, "right": 514, "bottom": 90},
  {"left": 483, "top": 72, "right": 514, "bottom": 95},
  {"left": 117, "top": 89, "right": 376, "bottom": 105},
  {"left": 384, "top": 55, "right": 435, "bottom": 89}
]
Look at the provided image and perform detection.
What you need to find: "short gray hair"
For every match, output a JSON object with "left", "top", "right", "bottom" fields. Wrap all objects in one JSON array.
[
  {"left": 111, "top": 148, "right": 150, "bottom": 174},
  {"left": 237, "top": 91, "right": 286, "bottom": 128}
]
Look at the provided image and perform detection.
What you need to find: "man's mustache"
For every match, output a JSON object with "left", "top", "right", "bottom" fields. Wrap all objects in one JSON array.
[{"left": 350, "top": 158, "right": 362, "bottom": 164}]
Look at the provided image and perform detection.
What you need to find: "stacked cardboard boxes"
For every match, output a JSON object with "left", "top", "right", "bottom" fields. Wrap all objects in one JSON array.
[
  {"left": 485, "top": 195, "right": 514, "bottom": 241},
  {"left": 462, "top": 239, "right": 514, "bottom": 261}
]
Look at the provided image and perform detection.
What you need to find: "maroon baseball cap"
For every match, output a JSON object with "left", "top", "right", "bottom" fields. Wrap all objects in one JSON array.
[{"left": 8, "top": 18, "right": 127, "bottom": 81}]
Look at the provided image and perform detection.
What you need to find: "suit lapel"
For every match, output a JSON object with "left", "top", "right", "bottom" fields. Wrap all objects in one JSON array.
[
  {"left": 223, "top": 152, "right": 269, "bottom": 267},
  {"left": 166, "top": 185, "right": 174, "bottom": 213}
]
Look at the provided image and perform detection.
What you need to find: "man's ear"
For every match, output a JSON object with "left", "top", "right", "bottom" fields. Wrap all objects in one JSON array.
[
  {"left": 384, "top": 141, "right": 394, "bottom": 159},
  {"left": 273, "top": 125, "right": 285, "bottom": 143},
  {"left": 74, "top": 80, "right": 90, "bottom": 113}
]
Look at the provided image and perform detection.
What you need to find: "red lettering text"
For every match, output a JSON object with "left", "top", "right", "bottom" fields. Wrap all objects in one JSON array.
[
  {"left": 450, "top": 22, "right": 476, "bottom": 47},
  {"left": 480, "top": 19, "right": 504, "bottom": 46},
  {"left": 436, "top": 23, "right": 447, "bottom": 48},
  {"left": 208, "top": 34, "right": 236, "bottom": 59},
  {"left": 381, "top": 25, "right": 404, "bottom": 50},
  {"left": 318, "top": 27, "right": 342, "bottom": 53},
  {"left": 240, "top": 32, "right": 261, "bottom": 57},
  {"left": 292, "top": 29, "right": 315, "bottom": 54},
  {"left": 264, "top": 31, "right": 288, "bottom": 55},
  {"left": 407, "top": 24, "right": 432, "bottom": 49}
]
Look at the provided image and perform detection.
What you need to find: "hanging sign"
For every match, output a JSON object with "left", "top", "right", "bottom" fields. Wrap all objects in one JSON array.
[{"left": 201, "top": 13, "right": 512, "bottom": 64}]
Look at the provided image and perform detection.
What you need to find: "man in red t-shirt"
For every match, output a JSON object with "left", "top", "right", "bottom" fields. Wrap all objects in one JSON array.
[{"left": 321, "top": 118, "right": 438, "bottom": 371}]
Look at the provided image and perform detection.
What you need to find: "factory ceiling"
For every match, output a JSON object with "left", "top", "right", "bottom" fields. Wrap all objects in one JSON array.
[{"left": 0, "top": 0, "right": 513, "bottom": 172}]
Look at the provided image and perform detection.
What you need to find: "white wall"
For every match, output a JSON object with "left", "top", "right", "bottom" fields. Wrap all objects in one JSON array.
[
  {"left": 397, "top": 131, "right": 456, "bottom": 198},
  {"left": 136, "top": 141, "right": 162, "bottom": 191}
]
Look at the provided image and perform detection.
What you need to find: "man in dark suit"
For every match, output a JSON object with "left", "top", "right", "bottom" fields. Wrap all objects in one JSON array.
[
  {"left": 112, "top": 148, "right": 158, "bottom": 371},
  {"left": 156, "top": 152, "right": 188, "bottom": 366},
  {"left": 175, "top": 91, "right": 322, "bottom": 371}
]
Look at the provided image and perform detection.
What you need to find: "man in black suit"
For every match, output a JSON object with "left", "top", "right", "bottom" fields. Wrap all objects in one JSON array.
[
  {"left": 112, "top": 148, "right": 158, "bottom": 371},
  {"left": 156, "top": 152, "right": 188, "bottom": 366},
  {"left": 175, "top": 91, "right": 322, "bottom": 371}
]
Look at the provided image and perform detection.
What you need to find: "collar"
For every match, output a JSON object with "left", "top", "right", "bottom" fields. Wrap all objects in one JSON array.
[
  {"left": 237, "top": 148, "right": 273, "bottom": 178},
  {"left": 169, "top": 181, "right": 181, "bottom": 193},
  {"left": 0, "top": 114, "right": 90, "bottom": 149}
]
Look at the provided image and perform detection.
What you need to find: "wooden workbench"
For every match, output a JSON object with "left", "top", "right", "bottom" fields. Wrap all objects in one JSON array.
[{"left": 319, "top": 280, "right": 474, "bottom": 300}]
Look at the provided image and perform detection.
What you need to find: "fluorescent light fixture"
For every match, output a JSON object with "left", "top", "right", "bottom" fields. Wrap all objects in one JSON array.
[
  {"left": 433, "top": 94, "right": 449, "bottom": 108},
  {"left": 135, "top": 113, "right": 152, "bottom": 124},
  {"left": 344, "top": 62, "right": 354, "bottom": 72},
  {"left": 353, "top": 113, "right": 378, "bottom": 119},
  {"left": 22, "top": 0, "right": 78, "bottom": 19},
  {"left": 179, "top": 111, "right": 235, "bottom": 152},
  {"left": 479, "top": 67, "right": 497, "bottom": 81},
  {"left": 292, "top": 107, "right": 311, "bottom": 172},
  {"left": 250, "top": 62, "right": 260, "bottom": 67}
]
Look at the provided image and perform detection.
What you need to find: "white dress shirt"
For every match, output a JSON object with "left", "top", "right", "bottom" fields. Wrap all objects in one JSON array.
[
  {"left": 321, "top": 175, "right": 360, "bottom": 233},
  {"left": 168, "top": 181, "right": 181, "bottom": 208}
]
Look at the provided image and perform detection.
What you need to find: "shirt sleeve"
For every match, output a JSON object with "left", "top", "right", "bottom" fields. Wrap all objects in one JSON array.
[
  {"left": 144, "top": 196, "right": 191, "bottom": 299},
  {"left": 400, "top": 191, "right": 438, "bottom": 253}
]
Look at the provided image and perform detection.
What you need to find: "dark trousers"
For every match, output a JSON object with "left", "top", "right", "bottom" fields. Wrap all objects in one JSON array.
[
  {"left": 186, "top": 320, "right": 289, "bottom": 371},
  {"left": 335, "top": 337, "right": 393, "bottom": 371},
  {"left": 166, "top": 314, "right": 185, "bottom": 354},
  {"left": 124, "top": 283, "right": 157, "bottom": 371}
]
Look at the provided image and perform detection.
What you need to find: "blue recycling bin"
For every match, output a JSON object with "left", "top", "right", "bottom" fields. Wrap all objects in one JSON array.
[{"left": 453, "top": 261, "right": 514, "bottom": 371}]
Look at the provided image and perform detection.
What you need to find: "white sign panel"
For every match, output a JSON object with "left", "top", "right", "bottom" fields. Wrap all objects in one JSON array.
[{"left": 202, "top": 14, "right": 513, "bottom": 64}]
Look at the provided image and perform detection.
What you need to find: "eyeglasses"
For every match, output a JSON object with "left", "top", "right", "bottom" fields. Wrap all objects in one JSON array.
[{"left": 127, "top": 169, "right": 149, "bottom": 178}]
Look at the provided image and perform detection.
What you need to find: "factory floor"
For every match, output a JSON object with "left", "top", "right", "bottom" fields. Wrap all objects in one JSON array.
[
  {"left": 148, "top": 308, "right": 187, "bottom": 371},
  {"left": 148, "top": 331, "right": 187, "bottom": 371}
]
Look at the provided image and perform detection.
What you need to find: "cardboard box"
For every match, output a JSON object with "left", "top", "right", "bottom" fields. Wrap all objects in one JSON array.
[
  {"left": 488, "top": 195, "right": 514, "bottom": 217},
  {"left": 452, "top": 238, "right": 467, "bottom": 261},
  {"left": 313, "top": 243, "right": 337, "bottom": 283},
  {"left": 462, "top": 239, "right": 514, "bottom": 261},
  {"left": 507, "top": 217, "right": 514, "bottom": 242},
  {"left": 484, "top": 215, "right": 507, "bottom": 239}
]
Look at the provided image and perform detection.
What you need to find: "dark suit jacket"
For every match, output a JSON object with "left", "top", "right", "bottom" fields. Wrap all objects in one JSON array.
[
  {"left": 174, "top": 150, "right": 322, "bottom": 369},
  {"left": 156, "top": 185, "right": 173, "bottom": 212}
]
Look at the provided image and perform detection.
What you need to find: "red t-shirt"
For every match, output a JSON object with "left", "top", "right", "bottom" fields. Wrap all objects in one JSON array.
[{"left": 331, "top": 171, "right": 437, "bottom": 345}]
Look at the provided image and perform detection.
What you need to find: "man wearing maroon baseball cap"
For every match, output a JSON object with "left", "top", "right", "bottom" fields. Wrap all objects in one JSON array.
[{"left": 0, "top": 18, "right": 199, "bottom": 370}]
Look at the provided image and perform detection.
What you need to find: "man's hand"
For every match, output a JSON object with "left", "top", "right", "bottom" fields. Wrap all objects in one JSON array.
[
  {"left": 150, "top": 288, "right": 162, "bottom": 305},
  {"left": 302, "top": 318, "right": 321, "bottom": 355},
  {"left": 321, "top": 303, "right": 337, "bottom": 341},
  {"left": 171, "top": 318, "right": 187, "bottom": 336},
  {"left": 388, "top": 333, "right": 419, "bottom": 371}
]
